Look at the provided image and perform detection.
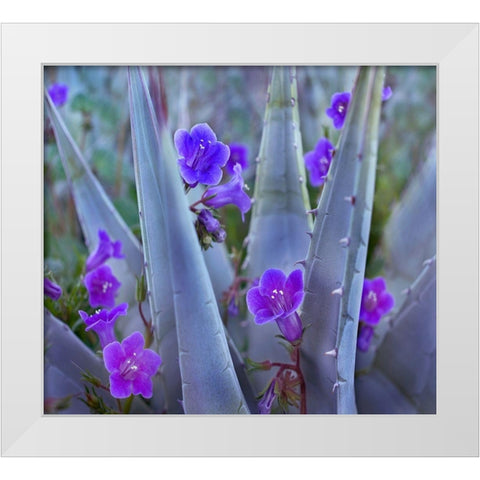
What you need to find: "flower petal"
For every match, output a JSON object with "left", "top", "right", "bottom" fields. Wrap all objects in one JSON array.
[
  {"left": 254, "top": 308, "right": 280, "bottom": 325},
  {"left": 285, "top": 269, "right": 304, "bottom": 298},
  {"left": 246, "top": 287, "right": 268, "bottom": 315},
  {"left": 190, "top": 123, "right": 217, "bottom": 144},
  {"left": 178, "top": 158, "right": 200, "bottom": 186},
  {"left": 109, "top": 371, "right": 132, "bottom": 398},
  {"left": 360, "top": 309, "right": 382, "bottom": 326},
  {"left": 226, "top": 143, "right": 249, "bottom": 175},
  {"left": 203, "top": 164, "right": 251, "bottom": 220},
  {"left": 131, "top": 372, "right": 153, "bottom": 398},
  {"left": 276, "top": 312, "right": 303, "bottom": 343},
  {"left": 174, "top": 129, "right": 197, "bottom": 159},
  {"left": 371, "top": 277, "right": 387, "bottom": 295},
  {"left": 202, "top": 141, "right": 230, "bottom": 167},
  {"left": 259, "top": 269, "right": 286, "bottom": 296},
  {"left": 103, "top": 341, "right": 125, "bottom": 372},
  {"left": 44, "top": 278, "right": 62, "bottom": 300},
  {"left": 197, "top": 164, "right": 223, "bottom": 186},
  {"left": 305, "top": 151, "right": 326, "bottom": 187},
  {"left": 121, "top": 331, "right": 145, "bottom": 358},
  {"left": 108, "top": 303, "right": 129, "bottom": 322},
  {"left": 357, "top": 324, "right": 374, "bottom": 352},
  {"left": 285, "top": 291, "right": 304, "bottom": 315},
  {"left": 137, "top": 348, "right": 162, "bottom": 377},
  {"left": 378, "top": 291, "right": 395, "bottom": 315},
  {"left": 315, "top": 138, "right": 334, "bottom": 159}
]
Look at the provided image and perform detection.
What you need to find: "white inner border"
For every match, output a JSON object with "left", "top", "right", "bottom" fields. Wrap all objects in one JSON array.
[{"left": 1, "top": 23, "right": 478, "bottom": 457}]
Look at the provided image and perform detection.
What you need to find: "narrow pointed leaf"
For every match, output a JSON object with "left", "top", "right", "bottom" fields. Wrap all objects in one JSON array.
[
  {"left": 127, "top": 69, "right": 182, "bottom": 413},
  {"left": 45, "top": 94, "right": 143, "bottom": 310},
  {"left": 383, "top": 142, "right": 436, "bottom": 295},
  {"left": 300, "top": 67, "right": 384, "bottom": 413},
  {"left": 128, "top": 67, "right": 249, "bottom": 414},
  {"left": 243, "top": 66, "right": 312, "bottom": 394}
]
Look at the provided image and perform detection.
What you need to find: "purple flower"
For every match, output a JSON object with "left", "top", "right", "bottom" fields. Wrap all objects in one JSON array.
[
  {"left": 79, "top": 303, "right": 128, "bottom": 348},
  {"left": 203, "top": 164, "right": 251, "bottom": 222},
  {"left": 382, "top": 86, "right": 393, "bottom": 101},
  {"left": 44, "top": 278, "right": 62, "bottom": 300},
  {"left": 258, "top": 379, "right": 277, "bottom": 414},
  {"left": 225, "top": 143, "right": 249, "bottom": 175},
  {"left": 357, "top": 324, "right": 374, "bottom": 352},
  {"left": 246, "top": 268, "right": 304, "bottom": 343},
  {"left": 197, "top": 209, "right": 226, "bottom": 242},
  {"left": 103, "top": 331, "right": 162, "bottom": 399},
  {"left": 85, "top": 230, "right": 124, "bottom": 273},
  {"left": 84, "top": 264, "right": 121, "bottom": 309},
  {"left": 174, "top": 123, "right": 230, "bottom": 188},
  {"left": 359, "top": 277, "right": 394, "bottom": 325},
  {"left": 304, "top": 138, "right": 335, "bottom": 186},
  {"left": 326, "top": 91, "right": 351, "bottom": 129},
  {"left": 48, "top": 83, "right": 69, "bottom": 107}
]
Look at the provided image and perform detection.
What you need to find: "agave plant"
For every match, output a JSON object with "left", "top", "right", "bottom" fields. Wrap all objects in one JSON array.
[{"left": 43, "top": 64, "right": 436, "bottom": 414}]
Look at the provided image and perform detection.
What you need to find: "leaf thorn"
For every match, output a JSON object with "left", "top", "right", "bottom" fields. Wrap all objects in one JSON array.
[
  {"left": 324, "top": 348, "right": 338, "bottom": 358},
  {"left": 331, "top": 286, "right": 344, "bottom": 297}
]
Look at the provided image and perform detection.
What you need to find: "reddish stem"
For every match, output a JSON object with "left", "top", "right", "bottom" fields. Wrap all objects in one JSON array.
[
  {"left": 138, "top": 301, "right": 153, "bottom": 347},
  {"left": 269, "top": 345, "right": 307, "bottom": 414}
]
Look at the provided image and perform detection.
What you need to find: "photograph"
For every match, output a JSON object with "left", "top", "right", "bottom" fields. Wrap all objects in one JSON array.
[{"left": 43, "top": 64, "right": 437, "bottom": 415}]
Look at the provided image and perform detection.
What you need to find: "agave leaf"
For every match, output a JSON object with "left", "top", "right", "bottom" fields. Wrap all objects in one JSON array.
[
  {"left": 45, "top": 94, "right": 143, "bottom": 330},
  {"left": 44, "top": 309, "right": 152, "bottom": 414},
  {"left": 128, "top": 68, "right": 183, "bottom": 413},
  {"left": 355, "top": 142, "right": 436, "bottom": 372},
  {"left": 300, "top": 67, "right": 384, "bottom": 413},
  {"left": 243, "top": 66, "right": 312, "bottom": 395},
  {"left": 355, "top": 257, "right": 436, "bottom": 413},
  {"left": 128, "top": 67, "right": 249, "bottom": 414},
  {"left": 383, "top": 141, "right": 436, "bottom": 296}
]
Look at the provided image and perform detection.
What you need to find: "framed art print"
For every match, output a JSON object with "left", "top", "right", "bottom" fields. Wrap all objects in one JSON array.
[{"left": 1, "top": 23, "right": 478, "bottom": 457}]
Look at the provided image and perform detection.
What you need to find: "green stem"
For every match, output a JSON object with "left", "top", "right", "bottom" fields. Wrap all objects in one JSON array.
[{"left": 122, "top": 394, "right": 134, "bottom": 414}]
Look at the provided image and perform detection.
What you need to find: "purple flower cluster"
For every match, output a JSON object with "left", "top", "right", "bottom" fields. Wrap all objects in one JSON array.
[
  {"left": 246, "top": 268, "right": 304, "bottom": 343},
  {"left": 175, "top": 124, "right": 252, "bottom": 247},
  {"left": 357, "top": 277, "right": 395, "bottom": 352},
  {"left": 304, "top": 138, "right": 335, "bottom": 187},
  {"left": 78, "top": 228, "right": 161, "bottom": 400}
]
